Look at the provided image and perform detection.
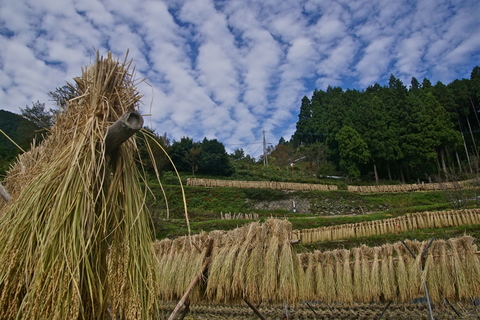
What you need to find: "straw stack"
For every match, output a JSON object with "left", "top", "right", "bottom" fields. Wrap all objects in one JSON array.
[
  {"left": 297, "top": 236, "right": 479, "bottom": 304},
  {"left": 0, "top": 52, "right": 158, "bottom": 319},
  {"left": 298, "top": 209, "right": 480, "bottom": 244},
  {"left": 154, "top": 219, "right": 303, "bottom": 304}
]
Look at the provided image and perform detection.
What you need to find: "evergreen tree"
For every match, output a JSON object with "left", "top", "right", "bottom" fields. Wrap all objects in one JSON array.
[
  {"left": 292, "top": 96, "right": 315, "bottom": 145},
  {"left": 335, "top": 125, "right": 370, "bottom": 178},
  {"left": 410, "top": 77, "right": 420, "bottom": 91}
]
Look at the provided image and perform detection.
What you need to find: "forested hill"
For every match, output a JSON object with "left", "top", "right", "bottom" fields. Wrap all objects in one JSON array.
[
  {"left": 0, "top": 109, "right": 39, "bottom": 174},
  {"left": 290, "top": 66, "right": 480, "bottom": 182}
]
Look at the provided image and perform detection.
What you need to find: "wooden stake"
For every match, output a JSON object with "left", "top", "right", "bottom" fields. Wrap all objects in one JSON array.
[
  {"left": 178, "top": 300, "right": 190, "bottom": 320},
  {"left": 168, "top": 238, "right": 214, "bottom": 320},
  {"left": 243, "top": 298, "right": 267, "bottom": 320}
]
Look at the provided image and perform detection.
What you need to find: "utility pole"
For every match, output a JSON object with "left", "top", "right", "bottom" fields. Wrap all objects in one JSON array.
[{"left": 263, "top": 130, "right": 268, "bottom": 166}]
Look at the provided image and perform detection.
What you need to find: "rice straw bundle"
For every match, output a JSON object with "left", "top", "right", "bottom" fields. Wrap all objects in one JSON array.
[
  {"left": 277, "top": 237, "right": 301, "bottom": 303},
  {"left": 0, "top": 52, "right": 158, "bottom": 319},
  {"left": 360, "top": 246, "right": 373, "bottom": 302},
  {"left": 352, "top": 248, "right": 363, "bottom": 301},
  {"left": 159, "top": 239, "right": 183, "bottom": 300},
  {"left": 393, "top": 243, "right": 409, "bottom": 301},
  {"left": 472, "top": 210, "right": 480, "bottom": 224},
  {"left": 380, "top": 245, "right": 396, "bottom": 301},
  {"left": 437, "top": 240, "right": 455, "bottom": 300},
  {"left": 323, "top": 251, "right": 337, "bottom": 303},
  {"left": 423, "top": 241, "right": 444, "bottom": 302},
  {"left": 231, "top": 222, "right": 259, "bottom": 298},
  {"left": 341, "top": 249, "right": 354, "bottom": 303},
  {"left": 448, "top": 237, "right": 469, "bottom": 300},
  {"left": 244, "top": 235, "right": 264, "bottom": 303},
  {"left": 369, "top": 247, "right": 382, "bottom": 301},
  {"left": 300, "top": 253, "right": 315, "bottom": 301},
  {"left": 416, "top": 212, "right": 426, "bottom": 229},
  {"left": 211, "top": 243, "right": 239, "bottom": 302},
  {"left": 261, "top": 220, "right": 282, "bottom": 300},
  {"left": 451, "top": 237, "right": 480, "bottom": 300},
  {"left": 206, "top": 237, "right": 232, "bottom": 302},
  {"left": 313, "top": 251, "right": 326, "bottom": 301}
]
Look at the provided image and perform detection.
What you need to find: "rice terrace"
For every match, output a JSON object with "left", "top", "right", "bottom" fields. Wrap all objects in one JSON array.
[{"left": 1, "top": 52, "right": 480, "bottom": 320}]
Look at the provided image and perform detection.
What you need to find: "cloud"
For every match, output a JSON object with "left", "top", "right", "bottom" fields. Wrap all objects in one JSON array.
[
  {"left": 395, "top": 33, "right": 427, "bottom": 78},
  {"left": 355, "top": 37, "right": 395, "bottom": 87},
  {"left": 0, "top": 0, "right": 479, "bottom": 155}
]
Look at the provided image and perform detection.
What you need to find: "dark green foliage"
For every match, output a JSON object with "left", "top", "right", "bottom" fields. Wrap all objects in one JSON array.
[
  {"left": 292, "top": 66, "right": 480, "bottom": 182},
  {"left": 170, "top": 137, "right": 199, "bottom": 173},
  {"left": 0, "top": 109, "right": 40, "bottom": 174},
  {"left": 336, "top": 125, "right": 370, "bottom": 178},
  {"left": 170, "top": 137, "right": 234, "bottom": 176},
  {"left": 198, "top": 138, "right": 234, "bottom": 176}
]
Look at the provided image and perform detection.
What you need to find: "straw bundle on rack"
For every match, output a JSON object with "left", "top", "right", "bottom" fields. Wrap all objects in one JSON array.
[
  {"left": 0, "top": 52, "right": 159, "bottom": 319},
  {"left": 156, "top": 219, "right": 479, "bottom": 305},
  {"left": 302, "top": 236, "right": 479, "bottom": 304},
  {"left": 298, "top": 209, "right": 480, "bottom": 244},
  {"left": 154, "top": 219, "right": 304, "bottom": 304}
]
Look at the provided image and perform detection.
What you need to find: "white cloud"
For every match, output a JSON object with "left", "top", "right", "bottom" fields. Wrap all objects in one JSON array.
[
  {"left": 395, "top": 33, "right": 427, "bottom": 78},
  {"left": 355, "top": 37, "right": 395, "bottom": 87},
  {"left": 0, "top": 0, "right": 479, "bottom": 153}
]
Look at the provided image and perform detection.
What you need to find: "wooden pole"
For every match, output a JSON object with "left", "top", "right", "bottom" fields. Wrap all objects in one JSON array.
[
  {"left": 243, "top": 298, "right": 267, "bottom": 320},
  {"left": 105, "top": 110, "right": 143, "bottom": 154},
  {"left": 177, "top": 300, "right": 190, "bottom": 320},
  {"left": 168, "top": 238, "right": 214, "bottom": 320}
]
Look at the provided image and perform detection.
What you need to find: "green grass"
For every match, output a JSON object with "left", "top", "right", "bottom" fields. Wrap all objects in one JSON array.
[{"left": 146, "top": 178, "right": 480, "bottom": 247}]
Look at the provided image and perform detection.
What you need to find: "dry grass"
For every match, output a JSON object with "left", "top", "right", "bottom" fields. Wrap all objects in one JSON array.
[
  {"left": 297, "top": 209, "right": 480, "bottom": 243},
  {"left": 0, "top": 51, "right": 158, "bottom": 319},
  {"left": 153, "top": 215, "right": 480, "bottom": 305}
]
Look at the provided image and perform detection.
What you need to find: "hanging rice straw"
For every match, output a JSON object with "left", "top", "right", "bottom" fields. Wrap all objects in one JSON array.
[
  {"left": 0, "top": 51, "right": 159, "bottom": 320},
  {"left": 370, "top": 247, "right": 382, "bottom": 301},
  {"left": 352, "top": 247, "right": 363, "bottom": 301},
  {"left": 380, "top": 244, "right": 396, "bottom": 301},
  {"left": 393, "top": 243, "right": 409, "bottom": 302},
  {"left": 360, "top": 246, "right": 373, "bottom": 302}
]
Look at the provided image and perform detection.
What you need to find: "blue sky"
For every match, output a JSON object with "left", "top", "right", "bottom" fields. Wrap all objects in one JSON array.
[{"left": 1, "top": 0, "right": 479, "bottom": 157}]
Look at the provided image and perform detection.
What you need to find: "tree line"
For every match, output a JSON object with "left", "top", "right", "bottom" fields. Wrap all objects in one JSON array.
[
  {"left": 3, "top": 66, "right": 480, "bottom": 182},
  {"left": 287, "top": 66, "right": 480, "bottom": 182}
]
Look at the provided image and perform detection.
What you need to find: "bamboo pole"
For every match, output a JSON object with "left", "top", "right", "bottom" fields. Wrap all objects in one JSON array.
[{"left": 105, "top": 110, "right": 144, "bottom": 154}]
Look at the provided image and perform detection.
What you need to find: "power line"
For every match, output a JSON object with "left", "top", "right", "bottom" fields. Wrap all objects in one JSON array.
[{"left": 223, "top": 142, "right": 263, "bottom": 146}]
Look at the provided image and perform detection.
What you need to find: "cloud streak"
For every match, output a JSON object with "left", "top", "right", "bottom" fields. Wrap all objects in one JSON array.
[{"left": 1, "top": 0, "right": 479, "bottom": 155}]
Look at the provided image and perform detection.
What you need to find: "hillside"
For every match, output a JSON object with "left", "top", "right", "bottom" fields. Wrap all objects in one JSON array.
[
  {"left": 0, "top": 109, "right": 40, "bottom": 174},
  {"left": 148, "top": 177, "right": 480, "bottom": 245}
]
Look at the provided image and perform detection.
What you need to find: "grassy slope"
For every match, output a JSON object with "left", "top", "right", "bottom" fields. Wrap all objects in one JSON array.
[{"left": 148, "top": 181, "right": 480, "bottom": 248}]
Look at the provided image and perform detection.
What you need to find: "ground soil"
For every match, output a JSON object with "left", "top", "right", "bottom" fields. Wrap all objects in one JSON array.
[{"left": 159, "top": 301, "right": 480, "bottom": 319}]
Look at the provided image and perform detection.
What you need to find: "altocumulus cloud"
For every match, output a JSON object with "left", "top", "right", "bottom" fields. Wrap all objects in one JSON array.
[{"left": 1, "top": 0, "right": 479, "bottom": 155}]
